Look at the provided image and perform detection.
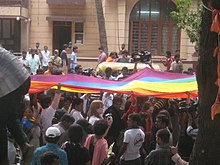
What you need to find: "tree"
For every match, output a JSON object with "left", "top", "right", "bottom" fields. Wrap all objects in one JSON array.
[
  {"left": 171, "top": 0, "right": 202, "bottom": 43},
  {"left": 95, "top": 0, "right": 108, "bottom": 54},
  {"left": 190, "top": 0, "right": 220, "bottom": 164}
]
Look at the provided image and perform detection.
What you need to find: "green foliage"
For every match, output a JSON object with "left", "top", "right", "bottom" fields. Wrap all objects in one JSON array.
[{"left": 171, "top": 0, "right": 202, "bottom": 43}]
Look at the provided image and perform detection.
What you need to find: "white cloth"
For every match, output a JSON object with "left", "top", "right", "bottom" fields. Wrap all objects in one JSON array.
[
  {"left": 0, "top": 48, "right": 29, "bottom": 98},
  {"left": 40, "top": 93, "right": 61, "bottom": 136},
  {"left": 102, "top": 92, "right": 114, "bottom": 112},
  {"left": 41, "top": 50, "right": 51, "bottom": 67},
  {"left": 28, "top": 54, "right": 41, "bottom": 75},
  {"left": 88, "top": 115, "right": 100, "bottom": 125},
  {"left": 122, "top": 128, "right": 145, "bottom": 161},
  {"left": 80, "top": 94, "right": 90, "bottom": 115},
  {"left": 171, "top": 153, "right": 188, "bottom": 165},
  {"left": 19, "top": 57, "right": 29, "bottom": 67},
  {"left": 70, "top": 110, "right": 84, "bottom": 123}
]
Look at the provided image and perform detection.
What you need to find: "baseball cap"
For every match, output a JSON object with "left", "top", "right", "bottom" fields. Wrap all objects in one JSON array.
[
  {"left": 46, "top": 127, "right": 61, "bottom": 138},
  {"left": 54, "top": 49, "right": 59, "bottom": 53}
]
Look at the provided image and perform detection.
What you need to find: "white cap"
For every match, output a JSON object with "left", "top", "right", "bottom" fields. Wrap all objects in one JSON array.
[{"left": 46, "top": 127, "right": 61, "bottom": 138}]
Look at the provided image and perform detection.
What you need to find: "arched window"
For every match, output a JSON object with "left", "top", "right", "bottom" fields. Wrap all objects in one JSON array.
[{"left": 129, "top": 0, "right": 180, "bottom": 55}]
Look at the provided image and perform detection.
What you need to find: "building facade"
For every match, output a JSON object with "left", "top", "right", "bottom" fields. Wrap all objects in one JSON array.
[{"left": 0, "top": 0, "right": 198, "bottom": 67}]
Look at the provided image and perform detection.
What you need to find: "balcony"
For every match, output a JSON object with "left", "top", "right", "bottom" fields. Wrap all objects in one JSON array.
[
  {"left": 0, "top": 0, "right": 29, "bottom": 8},
  {"left": 46, "top": 0, "right": 85, "bottom": 6}
]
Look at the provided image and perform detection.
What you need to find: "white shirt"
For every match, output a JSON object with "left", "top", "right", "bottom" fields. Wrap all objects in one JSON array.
[
  {"left": 28, "top": 54, "right": 41, "bottom": 75},
  {"left": 102, "top": 92, "right": 114, "bottom": 112},
  {"left": 41, "top": 50, "right": 51, "bottom": 67},
  {"left": 70, "top": 51, "right": 77, "bottom": 69},
  {"left": 70, "top": 110, "right": 84, "bottom": 123},
  {"left": 88, "top": 115, "right": 100, "bottom": 125},
  {"left": 40, "top": 93, "right": 61, "bottom": 135},
  {"left": 122, "top": 128, "right": 145, "bottom": 161}
]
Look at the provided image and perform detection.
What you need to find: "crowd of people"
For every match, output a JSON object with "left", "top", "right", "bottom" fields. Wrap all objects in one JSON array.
[{"left": 0, "top": 45, "right": 198, "bottom": 165}]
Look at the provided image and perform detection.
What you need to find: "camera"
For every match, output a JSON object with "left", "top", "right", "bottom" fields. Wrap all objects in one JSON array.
[
  {"left": 178, "top": 99, "right": 198, "bottom": 113},
  {"left": 82, "top": 68, "right": 94, "bottom": 76},
  {"left": 105, "top": 113, "right": 113, "bottom": 121},
  {"left": 132, "top": 51, "right": 152, "bottom": 63}
]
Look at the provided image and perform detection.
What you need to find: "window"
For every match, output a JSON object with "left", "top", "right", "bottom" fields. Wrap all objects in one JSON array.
[
  {"left": 129, "top": 0, "right": 180, "bottom": 55},
  {"left": 74, "top": 22, "right": 84, "bottom": 44},
  {"left": 0, "top": 19, "right": 20, "bottom": 52}
]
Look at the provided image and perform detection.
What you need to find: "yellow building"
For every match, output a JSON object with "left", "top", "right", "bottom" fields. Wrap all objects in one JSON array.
[{"left": 0, "top": 0, "right": 198, "bottom": 68}]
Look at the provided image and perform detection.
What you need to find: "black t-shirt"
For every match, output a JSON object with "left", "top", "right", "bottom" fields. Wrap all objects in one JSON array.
[
  {"left": 63, "top": 142, "right": 90, "bottom": 165},
  {"left": 60, "top": 50, "right": 68, "bottom": 66}
]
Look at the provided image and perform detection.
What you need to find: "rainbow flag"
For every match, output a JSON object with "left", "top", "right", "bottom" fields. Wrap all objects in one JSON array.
[{"left": 30, "top": 68, "right": 198, "bottom": 98}]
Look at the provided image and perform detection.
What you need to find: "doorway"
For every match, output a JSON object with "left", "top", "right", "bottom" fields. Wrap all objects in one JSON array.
[{"left": 53, "top": 21, "right": 71, "bottom": 53}]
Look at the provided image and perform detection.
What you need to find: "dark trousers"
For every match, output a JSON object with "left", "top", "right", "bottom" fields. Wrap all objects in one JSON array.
[
  {"left": 120, "top": 157, "right": 142, "bottom": 165},
  {"left": 0, "top": 77, "right": 30, "bottom": 165}
]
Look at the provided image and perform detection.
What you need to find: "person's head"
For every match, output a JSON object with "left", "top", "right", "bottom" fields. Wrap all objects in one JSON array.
[
  {"left": 187, "top": 67, "right": 194, "bottom": 74},
  {"left": 105, "top": 67, "right": 113, "bottom": 78},
  {"left": 141, "top": 101, "right": 154, "bottom": 116},
  {"left": 63, "top": 44, "right": 68, "bottom": 50},
  {"left": 48, "top": 62, "right": 54, "bottom": 70},
  {"left": 174, "top": 54, "right": 180, "bottom": 62},
  {"left": 122, "top": 50, "right": 129, "bottom": 58},
  {"left": 155, "top": 114, "right": 169, "bottom": 129},
  {"left": 41, "top": 152, "right": 60, "bottom": 165},
  {"left": 63, "top": 96, "right": 72, "bottom": 110},
  {"left": 72, "top": 46, "right": 78, "bottom": 52},
  {"left": 45, "top": 127, "right": 61, "bottom": 144},
  {"left": 60, "top": 114, "right": 75, "bottom": 129},
  {"left": 22, "top": 51, "right": 27, "bottom": 58},
  {"left": 24, "top": 106, "right": 33, "bottom": 119},
  {"left": 68, "top": 124, "right": 83, "bottom": 144},
  {"left": 54, "top": 49, "right": 59, "bottom": 56},
  {"left": 77, "top": 119, "right": 93, "bottom": 134},
  {"left": 93, "top": 119, "right": 109, "bottom": 137},
  {"left": 71, "top": 98, "right": 83, "bottom": 112},
  {"left": 44, "top": 46, "right": 48, "bottom": 51},
  {"left": 121, "top": 43, "right": 125, "bottom": 50},
  {"left": 127, "top": 113, "right": 140, "bottom": 128},
  {"left": 52, "top": 109, "right": 66, "bottom": 125},
  {"left": 156, "top": 128, "right": 170, "bottom": 145},
  {"left": 68, "top": 42, "right": 72, "bottom": 48},
  {"left": 98, "top": 46, "right": 104, "bottom": 53},
  {"left": 112, "top": 96, "right": 123, "bottom": 110},
  {"left": 109, "top": 52, "right": 118, "bottom": 59},
  {"left": 38, "top": 94, "right": 52, "bottom": 109},
  {"left": 166, "top": 51, "right": 171, "bottom": 58},
  {"left": 159, "top": 109, "right": 172, "bottom": 129},
  {"left": 121, "top": 67, "right": 128, "bottom": 76},
  {"left": 30, "top": 48, "right": 35, "bottom": 56},
  {"left": 75, "top": 64, "right": 83, "bottom": 74},
  {"left": 88, "top": 100, "right": 104, "bottom": 118}
]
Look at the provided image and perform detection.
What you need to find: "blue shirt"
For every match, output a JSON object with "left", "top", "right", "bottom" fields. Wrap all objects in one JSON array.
[
  {"left": 31, "top": 143, "right": 68, "bottom": 165},
  {"left": 70, "top": 51, "right": 77, "bottom": 69}
]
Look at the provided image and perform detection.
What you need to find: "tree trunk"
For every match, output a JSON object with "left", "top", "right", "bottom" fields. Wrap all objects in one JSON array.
[
  {"left": 95, "top": 0, "right": 108, "bottom": 54},
  {"left": 190, "top": 0, "right": 220, "bottom": 164}
]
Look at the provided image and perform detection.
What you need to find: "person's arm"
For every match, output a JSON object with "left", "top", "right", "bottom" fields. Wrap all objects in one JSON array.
[
  {"left": 51, "top": 83, "right": 61, "bottom": 110},
  {"left": 170, "top": 146, "right": 189, "bottom": 165},
  {"left": 115, "top": 142, "right": 128, "bottom": 165},
  {"left": 144, "top": 151, "right": 154, "bottom": 165}
]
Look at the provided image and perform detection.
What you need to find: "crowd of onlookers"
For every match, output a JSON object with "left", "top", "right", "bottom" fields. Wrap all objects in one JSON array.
[
  {"left": 18, "top": 43, "right": 194, "bottom": 79},
  {"left": 4, "top": 44, "right": 198, "bottom": 165}
]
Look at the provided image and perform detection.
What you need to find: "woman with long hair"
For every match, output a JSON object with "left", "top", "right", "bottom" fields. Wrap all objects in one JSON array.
[{"left": 87, "top": 100, "right": 104, "bottom": 125}]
